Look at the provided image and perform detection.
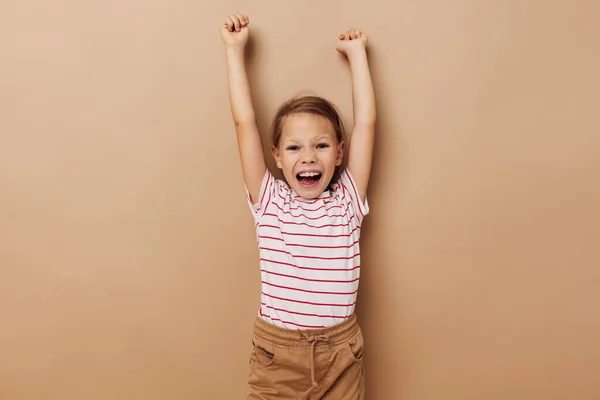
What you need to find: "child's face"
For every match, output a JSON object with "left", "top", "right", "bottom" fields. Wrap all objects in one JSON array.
[{"left": 272, "top": 113, "right": 344, "bottom": 199}]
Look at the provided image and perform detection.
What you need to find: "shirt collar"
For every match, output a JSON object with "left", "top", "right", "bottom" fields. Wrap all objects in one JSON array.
[{"left": 290, "top": 187, "right": 333, "bottom": 203}]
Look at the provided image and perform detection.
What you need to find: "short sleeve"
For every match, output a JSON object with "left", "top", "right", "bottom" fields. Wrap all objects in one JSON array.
[
  {"left": 245, "top": 169, "right": 276, "bottom": 221},
  {"left": 337, "top": 168, "right": 370, "bottom": 221}
]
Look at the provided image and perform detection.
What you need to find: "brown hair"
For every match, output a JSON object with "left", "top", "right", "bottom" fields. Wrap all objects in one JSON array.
[{"left": 271, "top": 95, "right": 345, "bottom": 148}]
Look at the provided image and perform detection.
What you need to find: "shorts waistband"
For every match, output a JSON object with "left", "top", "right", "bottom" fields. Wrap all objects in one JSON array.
[{"left": 253, "top": 314, "right": 359, "bottom": 347}]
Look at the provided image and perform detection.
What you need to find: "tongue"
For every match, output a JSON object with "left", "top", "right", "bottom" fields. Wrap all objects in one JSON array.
[{"left": 299, "top": 176, "right": 319, "bottom": 187}]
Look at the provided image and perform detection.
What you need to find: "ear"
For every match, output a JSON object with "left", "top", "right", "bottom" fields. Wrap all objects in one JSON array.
[
  {"left": 335, "top": 141, "right": 345, "bottom": 166},
  {"left": 271, "top": 145, "right": 283, "bottom": 169}
]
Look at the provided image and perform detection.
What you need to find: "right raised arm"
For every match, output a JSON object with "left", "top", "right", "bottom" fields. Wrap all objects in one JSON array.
[{"left": 221, "top": 13, "right": 267, "bottom": 204}]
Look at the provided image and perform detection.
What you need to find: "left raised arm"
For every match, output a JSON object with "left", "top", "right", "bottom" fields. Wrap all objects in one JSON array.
[{"left": 337, "top": 29, "right": 376, "bottom": 202}]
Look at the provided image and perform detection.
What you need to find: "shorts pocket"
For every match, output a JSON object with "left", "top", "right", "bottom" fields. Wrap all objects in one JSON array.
[
  {"left": 346, "top": 329, "right": 364, "bottom": 362},
  {"left": 249, "top": 338, "right": 277, "bottom": 368}
]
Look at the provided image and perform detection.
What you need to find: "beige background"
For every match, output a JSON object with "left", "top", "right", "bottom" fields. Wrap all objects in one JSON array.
[{"left": 1, "top": 0, "right": 599, "bottom": 399}]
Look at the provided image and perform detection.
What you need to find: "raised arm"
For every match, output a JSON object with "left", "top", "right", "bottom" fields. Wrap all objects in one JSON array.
[
  {"left": 221, "top": 13, "right": 267, "bottom": 204},
  {"left": 336, "top": 29, "right": 376, "bottom": 202}
]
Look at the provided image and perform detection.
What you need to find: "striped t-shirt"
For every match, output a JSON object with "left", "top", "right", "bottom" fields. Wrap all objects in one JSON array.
[{"left": 246, "top": 167, "right": 369, "bottom": 329}]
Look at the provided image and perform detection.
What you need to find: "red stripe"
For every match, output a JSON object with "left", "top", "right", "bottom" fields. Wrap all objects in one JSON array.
[
  {"left": 263, "top": 214, "right": 352, "bottom": 229},
  {"left": 257, "top": 174, "right": 271, "bottom": 211},
  {"left": 258, "top": 225, "right": 361, "bottom": 238},
  {"left": 261, "top": 246, "right": 360, "bottom": 260},
  {"left": 258, "top": 236, "right": 360, "bottom": 249},
  {"left": 289, "top": 203, "right": 344, "bottom": 213},
  {"left": 261, "top": 303, "right": 351, "bottom": 319},
  {"left": 261, "top": 270, "right": 360, "bottom": 283},
  {"left": 262, "top": 281, "right": 358, "bottom": 295},
  {"left": 273, "top": 202, "right": 348, "bottom": 220},
  {"left": 263, "top": 292, "right": 357, "bottom": 307},
  {"left": 259, "top": 310, "right": 325, "bottom": 329},
  {"left": 259, "top": 176, "right": 273, "bottom": 214},
  {"left": 276, "top": 191, "right": 327, "bottom": 205},
  {"left": 343, "top": 170, "right": 364, "bottom": 218},
  {"left": 277, "top": 192, "right": 343, "bottom": 213},
  {"left": 260, "top": 258, "right": 360, "bottom": 272}
]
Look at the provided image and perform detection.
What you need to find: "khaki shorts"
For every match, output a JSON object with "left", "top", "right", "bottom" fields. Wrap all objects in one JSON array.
[{"left": 247, "top": 314, "right": 365, "bottom": 400}]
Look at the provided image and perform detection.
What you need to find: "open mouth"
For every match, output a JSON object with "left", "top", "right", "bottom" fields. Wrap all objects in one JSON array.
[{"left": 296, "top": 172, "right": 322, "bottom": 188}]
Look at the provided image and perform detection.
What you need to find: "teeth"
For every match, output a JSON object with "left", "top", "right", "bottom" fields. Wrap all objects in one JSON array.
[{"left": 299, "top": 172, "right": 320, "bottom": 177}]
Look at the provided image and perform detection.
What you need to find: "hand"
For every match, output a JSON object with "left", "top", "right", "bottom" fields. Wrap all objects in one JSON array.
[
  {"left": 336, "top": 29, "right": 368, "bottom": 57},
  {"left": 221, "top": 13, "right": 250, "bottom": 47}
]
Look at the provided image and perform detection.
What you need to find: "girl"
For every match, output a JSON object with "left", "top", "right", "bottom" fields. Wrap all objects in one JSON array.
[{"left": 220, "top": 12, "right": 376, "bottom": 400}]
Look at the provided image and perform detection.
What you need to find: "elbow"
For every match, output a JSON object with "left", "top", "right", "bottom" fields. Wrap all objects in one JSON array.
[{"left": 355, "top": 108, "right": 377, "bottom": 126}]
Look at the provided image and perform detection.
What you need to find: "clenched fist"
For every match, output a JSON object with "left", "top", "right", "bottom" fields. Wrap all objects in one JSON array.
[
  {"left": 220, "top": 13, "right": 250, "bottom": 47},
  {"left": 336, "top": 29, "right": 368, "bottom": 56}
]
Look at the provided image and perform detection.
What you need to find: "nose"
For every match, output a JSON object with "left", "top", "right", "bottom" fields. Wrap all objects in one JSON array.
[{"left": 301, "top": 148, "right": 317, "bottom": 164}]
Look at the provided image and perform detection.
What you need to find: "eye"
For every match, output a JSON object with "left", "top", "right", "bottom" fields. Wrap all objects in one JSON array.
[
  {"left": 286, "top": 145, "right": 299, "bottom": 151},
  {"left": 317, "top": 143, "right": 329, "bottom": 149}
]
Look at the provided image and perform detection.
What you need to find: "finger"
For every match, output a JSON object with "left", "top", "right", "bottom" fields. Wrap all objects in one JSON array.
[
  {"left": 224, "top": 16, "right": 235, "bottom": 32},
  {"left": 344, "top": 31, "right": 350, "bottom": 40},
  {"left": 230, "top": 14, "right": 241, "bottom": 31},
  {"left": 348, "top": 29, "right": 355, "bottom": 40},
  {"left": 355, "top": 29, "right": 362, "bottom": 39},
  {"left": 234, "top": 13, "right": 247, "bottom": 27}
]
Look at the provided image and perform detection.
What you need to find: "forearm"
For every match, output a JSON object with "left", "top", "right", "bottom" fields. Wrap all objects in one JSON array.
[
  {"left": 347, "top": 50, "right": 376, "bottom": 125},
  {"left": 225, "top": 46, "right": 256, "bottom": 125}
]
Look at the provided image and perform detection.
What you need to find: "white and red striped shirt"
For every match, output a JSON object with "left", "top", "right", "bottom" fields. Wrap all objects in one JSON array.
[{"left": 246, "top": 168, "right": 369, "bottom": 329}]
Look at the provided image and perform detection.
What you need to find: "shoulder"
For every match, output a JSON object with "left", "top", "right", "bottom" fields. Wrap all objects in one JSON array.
[
  {"left": 263, "top": 171, "right": 296, "bottom": 208},
  {"left": 246, "top": 169, "right": 290, "bottom": 217},
  {"left": 330, "top": 168, "right": 357, "bottom": 195},
  {"left": 331, "top": 167, "right": 369, "bottom": 217}
]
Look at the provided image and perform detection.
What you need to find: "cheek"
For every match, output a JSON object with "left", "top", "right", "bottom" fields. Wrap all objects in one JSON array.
[
  {"left": 283, "top": 157, "right": 296, "bottom": 170},
  {"left": 328, "top": 150, "right": 340, "bottom": 164}
]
